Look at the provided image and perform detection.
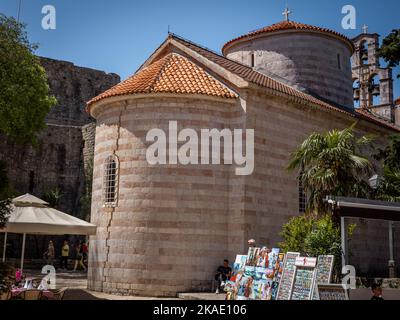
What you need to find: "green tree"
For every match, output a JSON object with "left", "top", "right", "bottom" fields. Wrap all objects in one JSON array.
[
  {"left": 42, "top": 187, "right": 63, "bottom": 209},
  {"left": 0, "top": 14, "right": 56, "bottom": 145},
  {"left": 377, "top": 29, "right": 400, "bottom": 78},
  {"left": 287, "top": 124, "right": 373, "bottom": 214},
  {"left": 279, "top": 214, "right": 356, "bottom": 281},
  {"left": 279, "top": 215, "right": 314, "bottom": 253},
  {"left": 0, "top": 161, "right": 11, "bottom": 228},
  {"left": 374, "top": 134, "right": 400, "bottom": 202},
  {"left": 0, "top": 14, "right": 56, "bottom": 227}
]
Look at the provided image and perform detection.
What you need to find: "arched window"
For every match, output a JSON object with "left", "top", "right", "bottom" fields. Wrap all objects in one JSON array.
[
  {"left": 360, "top": 40, "right": 369, "bottom": 65},
  {"left": 369, "top": 74, "right": 381, "bottom": 106},
  {"left": 103, "top": 155, "right": 119, "bottom": 206},
  {"left": 250, "top": 52, "right": 255, "bottom": 68},
  {"left": 298, "top": 171, "right": 307, "bottom": 214},
  {"left": 353, "top": 79, "right": 360, "bottom": 108}
]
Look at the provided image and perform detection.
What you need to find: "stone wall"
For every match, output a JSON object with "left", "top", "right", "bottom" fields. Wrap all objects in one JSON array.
[
  {"left": 88, "top": 87, "right": 400, "bottom": 297},
  {"left": 226, "top": 32, "right": 353, "bottom": 107},
  {"left": 0, "top": 58, "right": 119, "bottom": 260},
  {"left": 88, "top": 96, "right": 242, "bottom": 297},
  {"left": 245, "top": 90, "right": 400, "bottom": 278},
  {"left": 225, "top": 32, "right": 354, "bottom": 108},
  {"left": 0, "top": 57, "right": 120, "bottom": 215}
]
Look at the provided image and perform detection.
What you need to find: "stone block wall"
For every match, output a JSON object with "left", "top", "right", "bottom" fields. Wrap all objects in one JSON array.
[
  {"left": 88, "top": 96, "right": 243, "bottom": 297},
  {"left": 0, "top": 58, "right": 119, "bottom": 260},
  {"left": 225, "top": 32, "right": 354, "bottom": 108},
  {"left": 246, "top": 91, "right": 399, "bottom": 277}
]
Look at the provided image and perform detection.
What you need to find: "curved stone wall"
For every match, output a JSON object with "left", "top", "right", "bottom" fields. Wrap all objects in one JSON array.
[
  {"left": 224, "top": 31, "right": 354, "bottom": 108},
  {"left": 88, "top": 95, "right": 242, "bottom": 297}
]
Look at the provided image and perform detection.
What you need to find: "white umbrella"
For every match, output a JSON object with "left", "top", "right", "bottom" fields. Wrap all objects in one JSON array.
[{"left": 0, "top": 194, "right": 97, "bottom": 271}]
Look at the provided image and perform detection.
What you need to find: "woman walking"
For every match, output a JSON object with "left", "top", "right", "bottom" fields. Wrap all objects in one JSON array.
[{"left": 73, "top": 242, "right": 87, "bottom": 272}]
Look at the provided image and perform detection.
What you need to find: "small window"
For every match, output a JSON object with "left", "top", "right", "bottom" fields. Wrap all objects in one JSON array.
[
  {"left": 250, "top": 52, "right": 255, "bottom": 68},
  {"left": 337, "top": 53, "right": 341, "bottom": 70},
  {"left": 29, "top": 171, "right": 35, "bottom": 193},
  {"left": 298, "top": 176, "right": 307, "bottom": 214},
  {"left": 103, "top": 155, "right": 119, "bottom": 206}
]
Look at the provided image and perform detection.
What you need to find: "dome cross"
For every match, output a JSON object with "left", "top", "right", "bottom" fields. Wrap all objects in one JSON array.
[{"left": 282, "top": 7, "right": 292, "bottom": 21}]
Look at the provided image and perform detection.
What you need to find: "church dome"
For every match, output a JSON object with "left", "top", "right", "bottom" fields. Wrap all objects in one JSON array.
[
  {"left": 87, "top": 52, "right": 237, "bottom": 113},
  {"left": 222, "top": 20, "right": 354, "bottom": 55},
  {"left": 222, "top": 20, "right": 355, "bottom": 108}
]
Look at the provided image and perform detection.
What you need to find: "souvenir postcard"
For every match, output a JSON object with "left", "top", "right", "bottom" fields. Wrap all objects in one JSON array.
[
  {"left": 233, "top": 255, "right": 248, "bottom": 275},
  {"left": 261, "top": 279, "right": 273, "bottom": 300},
  {"left": 244, "top": 265, "right": 256, "bottom": 278},
  {"left": 255, "top": 266, "right": 266, "bottom": 280},
  {"left": 255, "top": 247, "right": 269, "bottom": 267}
]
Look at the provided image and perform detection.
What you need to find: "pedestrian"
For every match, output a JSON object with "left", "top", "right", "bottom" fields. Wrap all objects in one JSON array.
[
  {"left": 214, "top": 259, "right": 232, "bottom": 294},
  {"left": 60, "top": 240, "right": 69, "bottom": 270},
  {"left": 371, "top": 283, "right": 384, "bottom": 300},
  {"left": 44, "top": 240, "right": 55, "bottom": 266},
  {"left": 73, "top": 242, "right": 87, "bottom": 272},
  {"left": 82, "top": 242, "right": 89, "bottom": 266}
]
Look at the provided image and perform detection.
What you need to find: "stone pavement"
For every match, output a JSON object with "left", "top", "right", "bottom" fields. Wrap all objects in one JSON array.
[{"left": 24, "top": 270, "right": 217, "bottom": 300}]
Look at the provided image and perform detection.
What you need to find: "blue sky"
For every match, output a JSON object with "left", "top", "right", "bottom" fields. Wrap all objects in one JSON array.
[{"left": 1, "top": 0, "right": 399, "bottom": 98}]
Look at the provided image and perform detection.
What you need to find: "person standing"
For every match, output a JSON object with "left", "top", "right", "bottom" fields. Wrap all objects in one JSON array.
[
  {"left": 82, "top": 242, "right": 88, "bottom": 266},
  {"left": 60, "top": 240, "right": 70, "bottom": 270},
  {"left": 45, "top": 240, "right": 55, "bottom": 266}
]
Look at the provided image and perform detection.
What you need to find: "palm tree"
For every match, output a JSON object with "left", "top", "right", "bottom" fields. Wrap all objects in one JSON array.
[{"left": 287, "top": 124, "right": 373, "bottom": 214}]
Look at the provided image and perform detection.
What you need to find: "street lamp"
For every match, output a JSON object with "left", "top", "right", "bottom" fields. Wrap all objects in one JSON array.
[{"left": 368, "top": 174, "right": 382, "bottom": 189}]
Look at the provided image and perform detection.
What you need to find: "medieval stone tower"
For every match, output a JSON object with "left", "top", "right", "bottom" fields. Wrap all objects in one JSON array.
[{"left": 351, "top": 27, "right": 395, "bottom": 121}]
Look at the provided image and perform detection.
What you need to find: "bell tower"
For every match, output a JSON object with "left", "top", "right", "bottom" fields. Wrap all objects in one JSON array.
[{"left": 351, "top": 25, "right": 394, "bottom": 122}]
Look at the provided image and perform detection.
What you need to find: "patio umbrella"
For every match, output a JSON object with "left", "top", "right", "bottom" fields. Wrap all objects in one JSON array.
[{"left": 0, "top": 194, "right": 97, "bottom": 271}]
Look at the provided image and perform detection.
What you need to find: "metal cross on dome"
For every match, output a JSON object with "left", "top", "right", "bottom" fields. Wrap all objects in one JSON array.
[
  {"left": 362, "top": 24, "right": 369, "bottom": 34},
  {"left": 282, "top": 7, "right": 292, "bottom": 21}
]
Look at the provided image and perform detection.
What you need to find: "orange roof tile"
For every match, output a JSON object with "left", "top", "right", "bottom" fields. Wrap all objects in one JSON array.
[
  {"left": 395, "top": 97, "right": 400, "bottom": 105},
  {"left": 222, "top": 20, "right": 354, "bottom": 55},
  {"left": 87, "top": 53, "right": 237, "bottom": 108},
  {"left": 355, "top": 108, "right": 400, "bottom": 131}
]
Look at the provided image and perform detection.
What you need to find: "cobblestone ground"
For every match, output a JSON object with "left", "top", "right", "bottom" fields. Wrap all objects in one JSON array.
[
  {"left": 23, "top": 270, "right": 226, "bottom": 300},
  {"left": 24, "top": 269, "right": 181, "bottom": 300}
]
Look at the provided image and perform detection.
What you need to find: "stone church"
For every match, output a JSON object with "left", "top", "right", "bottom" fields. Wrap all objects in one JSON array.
[{"left": 86, "top": 19, "right": 400, "bottom": 297}]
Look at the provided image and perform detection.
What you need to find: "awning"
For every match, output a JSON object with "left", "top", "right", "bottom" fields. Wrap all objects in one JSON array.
[
  {"left": 1, "top": 194, "right": 97, "bottom": 271},
  {"left": 327, "top": 196, "right": 400, "bottom": 222},
  {"left": 0, "top": 194, "right": 97, "bottom": 235}
]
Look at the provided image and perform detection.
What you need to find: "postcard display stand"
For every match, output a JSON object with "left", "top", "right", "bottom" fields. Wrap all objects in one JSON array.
[
  {"left": 290, "top": 257, "right": 318, "bottom": 300},
  {"left": 275, "top": 252, "right": 300, "bottom": 300},
  {"left": 315, "top": 284, "right": 349, "bottom": 300},
  {"left": 225, "top": 248, "right": 285, "bottom": 300},
  {"left": 312, "top": 255, "right": 335, "bottom": 300}
]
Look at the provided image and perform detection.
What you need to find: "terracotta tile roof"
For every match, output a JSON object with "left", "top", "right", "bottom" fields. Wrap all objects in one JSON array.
[
  {"left": 222, "top": 20, "right": 354, "bottom": 55},
  {"left": 355, "top": 108, "right": 400, "bottom": 132},
  {"left": 171, "top": 34, "right": 399, "bottom": 132},
  {"left": 395, "top": 97, "right": 400, "bottom": 105},
  {"left": 87, "top": 53, "right": 237, "bottom": 107}
]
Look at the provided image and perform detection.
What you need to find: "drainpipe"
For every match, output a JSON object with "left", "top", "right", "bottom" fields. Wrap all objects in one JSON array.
[{"left": 388, "top": 221, "right": 396, "bottom": 278}]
